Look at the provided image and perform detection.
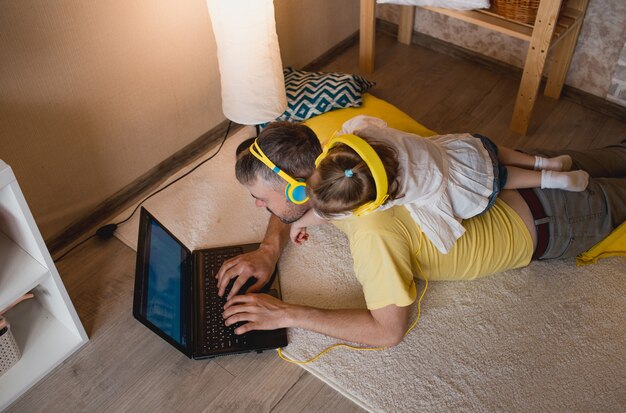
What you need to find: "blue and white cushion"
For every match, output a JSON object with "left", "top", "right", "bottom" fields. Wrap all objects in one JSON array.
[{"left": 276, "top": 68, "right": 375, "bottom": 122}]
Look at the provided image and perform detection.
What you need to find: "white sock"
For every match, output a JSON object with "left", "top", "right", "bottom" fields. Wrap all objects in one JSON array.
[
  {"left": 541, "top": 170, "right": 589, "bottom": 191},
  {"left": 534, "top": 155, "right": 572, "bottom": 171}
]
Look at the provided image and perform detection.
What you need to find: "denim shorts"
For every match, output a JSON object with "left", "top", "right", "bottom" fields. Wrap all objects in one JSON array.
[{"left": 471, "top": 134, "right": 508, "bottom": 214}]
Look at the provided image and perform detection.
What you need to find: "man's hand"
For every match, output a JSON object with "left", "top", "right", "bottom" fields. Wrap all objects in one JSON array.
[
  {"left": 223, "top": 293, "right": 292, "bottom": 334},
  {"left": 215, "top": 244, "right": 278, "bottom": 299},
  {"left": 223, "top": 295, "right": 411, "bottom": 347},
  {"left": 289, "top": 223, "right": 309, "bottom": 245}
]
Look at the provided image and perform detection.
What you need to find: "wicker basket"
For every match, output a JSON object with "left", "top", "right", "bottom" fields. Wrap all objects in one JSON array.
[
  {"left": 489, "top": 0, "right": 541, "bottom": 24},
  {"left": 0, "top": 323, "right": 21, "bottom": 376}
]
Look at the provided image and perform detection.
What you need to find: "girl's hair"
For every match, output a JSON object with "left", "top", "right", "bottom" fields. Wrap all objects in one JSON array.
[{"left": 307, "top": 138, "right": 402, "bottom": 218}]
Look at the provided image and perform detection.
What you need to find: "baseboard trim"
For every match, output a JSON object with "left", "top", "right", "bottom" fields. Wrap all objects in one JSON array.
[
  {"left": 48, "top": 120, "right": 241, "bottom": 258},
  {"left": 377, "top": 19, "right": 626, "bottom": 123}
]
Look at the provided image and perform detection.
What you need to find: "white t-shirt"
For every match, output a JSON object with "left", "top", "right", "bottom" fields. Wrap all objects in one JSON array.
[{"left": 336, "top": 115, "right": 495, "bottom": 253}]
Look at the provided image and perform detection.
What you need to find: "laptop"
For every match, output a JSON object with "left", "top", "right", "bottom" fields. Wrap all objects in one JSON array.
[{"left": 133, "top": 207, "right": 288, "bottom": 359}]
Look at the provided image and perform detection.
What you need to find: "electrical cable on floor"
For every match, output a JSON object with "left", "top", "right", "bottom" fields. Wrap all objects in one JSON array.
[{"left": 54, "top": 121, "right": 233, "bottom": 263}]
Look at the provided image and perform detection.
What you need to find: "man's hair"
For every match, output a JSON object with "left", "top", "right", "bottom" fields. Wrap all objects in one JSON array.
[
  {"left": 307, "top": 138, "right": 402, "bottom": 218},
  {"left": 235, "top": 121, "right": 322, "bottom": 189}
]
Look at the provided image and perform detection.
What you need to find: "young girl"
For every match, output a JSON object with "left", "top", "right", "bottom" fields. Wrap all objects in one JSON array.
[{"left": 290, "top": 115, "right": 589, "bottom": 253}]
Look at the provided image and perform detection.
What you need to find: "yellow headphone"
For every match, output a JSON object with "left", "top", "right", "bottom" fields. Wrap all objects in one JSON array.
[
  {"left": 249, "top": 139, "right": 309, "bottom": 204},
  {"left": 315, "top": 133, "right": 389, "bottom": 216}
]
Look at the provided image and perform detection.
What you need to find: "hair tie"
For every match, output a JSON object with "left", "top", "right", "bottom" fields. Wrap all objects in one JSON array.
[{"left": 344, "top": 169, "right": 354, "bottom": 178}]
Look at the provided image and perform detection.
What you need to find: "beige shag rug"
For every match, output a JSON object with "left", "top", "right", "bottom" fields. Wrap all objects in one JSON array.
[{"left": 114, "top": 126, "right": 626, "bottom": 413}]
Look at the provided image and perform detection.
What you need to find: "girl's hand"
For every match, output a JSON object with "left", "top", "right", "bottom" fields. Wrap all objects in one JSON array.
[{"left": 289, "top": 224, "right": 309, "bottom": 245}]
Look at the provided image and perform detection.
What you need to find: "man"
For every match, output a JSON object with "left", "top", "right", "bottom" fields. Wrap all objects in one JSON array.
[{"left": 216, "top": 122, "right": 626, "bottom": 347}]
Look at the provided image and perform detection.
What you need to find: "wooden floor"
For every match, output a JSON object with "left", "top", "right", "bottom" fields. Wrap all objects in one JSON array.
[{"left": 8, "top": 33, "right": 626, "bottom": 413}]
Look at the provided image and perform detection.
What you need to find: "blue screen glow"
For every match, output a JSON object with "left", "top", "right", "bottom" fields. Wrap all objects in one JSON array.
[{"left": 146, "top": 221, "right": 186, "bottom": 346}]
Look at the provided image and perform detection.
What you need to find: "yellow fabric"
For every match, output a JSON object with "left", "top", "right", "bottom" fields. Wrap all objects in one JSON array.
[
  {"left": 332, "top": 207, "right": 418, "bottom": 310},
  {"left": 414, "top": 199, "right": 533, "bottom": 281},
  {"left": 332, "top": 199, "right": 533, "bottom": 310},
  {"left": 576, "top": 221, "right": 626, "bottom": 266},
  {"left": 303, "top": 93, "right": 436, "bottom": 144}
]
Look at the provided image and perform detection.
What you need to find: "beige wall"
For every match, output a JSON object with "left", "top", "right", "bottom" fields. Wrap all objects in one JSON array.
[
  {"left": 276, "top": 0, "right": 358, "bottom": 69},
  {"left": 378, "top": 0, "right": 626, "bottom": 105},
  {"left": 0, "top": 0, "right": 359, "bottom": 240}
]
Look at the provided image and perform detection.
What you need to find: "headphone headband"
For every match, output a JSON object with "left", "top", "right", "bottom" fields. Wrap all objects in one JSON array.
[
  {"left": 249, "top": 139, "right": 309, "bottom": 204},
  {"left": 315, "top": 133, "right": 389, "bottom": 216}
]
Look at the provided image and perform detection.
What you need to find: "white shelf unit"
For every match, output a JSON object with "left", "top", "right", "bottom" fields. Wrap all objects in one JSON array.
[{"left": 0, "top": 160, "right": 88, "bottom": 410}]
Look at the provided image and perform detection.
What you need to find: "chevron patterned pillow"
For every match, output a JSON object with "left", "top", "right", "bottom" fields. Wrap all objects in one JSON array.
[{"left": 276, "top": 68, "right": 375, "bottom": 122}]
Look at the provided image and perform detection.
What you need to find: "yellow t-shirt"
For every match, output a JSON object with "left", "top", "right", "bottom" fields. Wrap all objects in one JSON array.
[{"left": 331, "top": 199, "right": 533, "bottom": 310}]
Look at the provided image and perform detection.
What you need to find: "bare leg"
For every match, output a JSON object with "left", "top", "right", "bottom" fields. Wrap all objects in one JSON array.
[
  {"left": 505, "top": 166, "right": 589, "bottom": 191},
  {"left": 498, "top": 147, "right": 536, "bottom": 169},
  {"left": 521, "top": 140, "right": 626, "bottom": 177},
  {"left": 498, "top": 146, "right": 572, "bottom": 171},
  {"left": 504, "top": 166, "right": 541, "bottom": 188}
]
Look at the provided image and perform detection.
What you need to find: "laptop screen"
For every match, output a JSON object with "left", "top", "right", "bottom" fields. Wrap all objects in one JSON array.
[
  {"left": 146, "top": 221, "right": 186, "bottom": 344},
  {"left": 134, "top": 207, "right": 289, "bottom": 359},
  {"left": 134, "top": 209, "right": 192, "bottom": 356}
]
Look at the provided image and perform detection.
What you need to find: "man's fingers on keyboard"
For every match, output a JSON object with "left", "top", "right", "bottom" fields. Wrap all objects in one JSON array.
[
  {"left": 234, "top": 323, "right": 255, "bottom": 335},
  {"left": 226, "top": 276, "right": 251, "bottom": 300},
  {"left": 217, "top": 274, "right": 230, "bottom": 297},
  {"left": 223, "top": 294, "right": 252, "bottom": 309},
  {"left": 215, "top": 256, "right": 235, "bottom": 279},
  {"left": 244, "top": 282, "right": 262, "bottom": 294},
  {"left": 216, "top": 267, "right": 233, "bottom": 297},
  {"left": 223, "top": 305, "right": 256, "bottom": 323},
  {"left": 216, "top": 255, "right": 244, "bottom": 281},
  {"left": 217, "top": 263, "right": 242, "bottom": 296}
]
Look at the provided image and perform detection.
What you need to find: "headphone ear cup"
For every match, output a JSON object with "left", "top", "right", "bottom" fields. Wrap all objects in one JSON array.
[{"left": 285, "top": 181, "right": 308, "bottom": 204}]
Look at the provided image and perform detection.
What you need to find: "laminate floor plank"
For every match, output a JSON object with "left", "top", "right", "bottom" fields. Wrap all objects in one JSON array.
[
  {"left": 201, "top": 351, "right": 305, "bottom": 412},
  {"left": 271, "top": 372, "right": 327, "bottom": 413},
  {"left": 591, "top": 117, "right": 626, "bottom": 149},
  {"left": 523, "top": 100, "right": 608, "bottom": 150},
  {"left": 296, "top": 384, "right": 366, "bottom": 413}
]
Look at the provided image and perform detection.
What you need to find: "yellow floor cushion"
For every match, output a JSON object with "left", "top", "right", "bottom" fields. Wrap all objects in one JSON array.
[{"left": 303, "top": 93, "right": 436, "bottom": 144}]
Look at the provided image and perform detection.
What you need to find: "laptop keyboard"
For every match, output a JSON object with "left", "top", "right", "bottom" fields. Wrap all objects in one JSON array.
[{"left": 202, "top": 247, "right": 249, "bottom": 351}]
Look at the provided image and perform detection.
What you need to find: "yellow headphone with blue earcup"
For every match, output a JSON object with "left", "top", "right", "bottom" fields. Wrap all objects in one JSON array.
[
  {"left": 315, "top": 133, "right": 389, "bottom": 216},
  {"left": 249, "top": 139, "right": 309, "bottom": 204}
]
